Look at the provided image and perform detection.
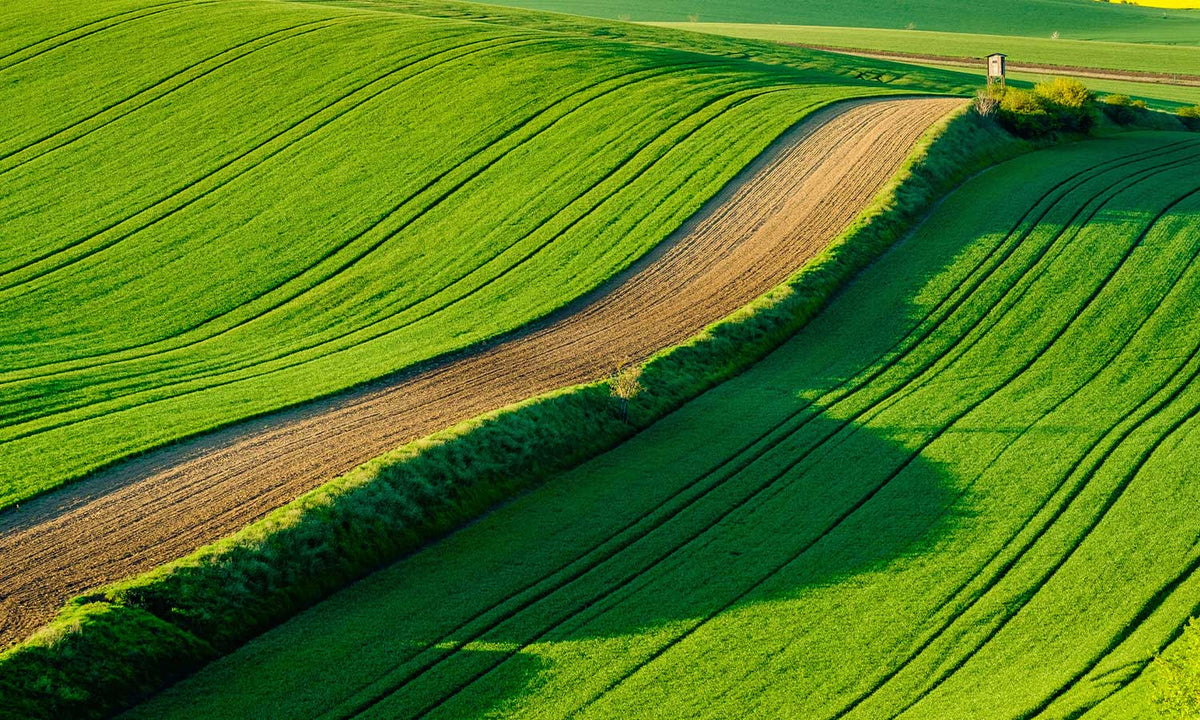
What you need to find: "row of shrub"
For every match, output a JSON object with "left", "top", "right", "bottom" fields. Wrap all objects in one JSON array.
[
  {"left": 973, "top": 78, "right": 1199, "bottom": 139},
  {"left": 0, "top": 104, "right": 1030, "bottom": 719}
]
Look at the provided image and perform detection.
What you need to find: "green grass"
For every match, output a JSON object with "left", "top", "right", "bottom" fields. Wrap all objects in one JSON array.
[
  {"left": 124, "top": 131, "right": 1200, "bottom": 719},
  {"left": 649, "top": 22, "right": 1200, "bottom": 111},
  {"left": 481, "top": 0, "right": 1200, "bottom": 44},
  {"left": 0, "top": 0, "right": 973, "bottom": 509},
  {"left": 648, "top": 23, "right": 1200, "bottom": 76}
]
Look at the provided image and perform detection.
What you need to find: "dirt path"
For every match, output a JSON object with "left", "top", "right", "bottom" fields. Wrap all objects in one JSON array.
[
  {"left": 797, "top": 44, "right": 1200, "bottom": 88},
  {"left": 0, "top": 96, "right": 963, "bottom": 648}
]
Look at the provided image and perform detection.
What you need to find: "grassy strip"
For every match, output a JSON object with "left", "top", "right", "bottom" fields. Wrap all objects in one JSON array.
[
  {"left": 647, "top": 22, "right": 1200, "bottom": 77},
  {"left": 0, "top": 107, "right": 1024, "bottom": 719}
]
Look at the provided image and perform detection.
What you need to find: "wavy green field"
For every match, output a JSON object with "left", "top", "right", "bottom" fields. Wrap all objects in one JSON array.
[
  {"left": 124, "top": 131, "right": 1200, "bottom": 720},
  {"left": 0, "top": 0, "right": 970, "bottom": 509}
]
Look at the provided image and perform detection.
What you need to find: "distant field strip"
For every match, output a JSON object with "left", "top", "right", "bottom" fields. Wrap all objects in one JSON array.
[
  {"left": 650, "top": 22, "right": 1200, "bottom": 78},
  {"left": 127, "top": 132, "right": 1200, "bottom": 720},
  {"left": 0, "top": 96, "right": 961, "bottom": 649},
  {"left": 479, "top": 0, "right": 1200, "bottom": 43},
  {"left": 0, "top": 0, "right": 910, "bottom": 508}
]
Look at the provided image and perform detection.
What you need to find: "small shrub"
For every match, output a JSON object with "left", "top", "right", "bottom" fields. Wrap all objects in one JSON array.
[
  {"left": 610, "top": 359, "right": 644, "bottom": 422},
  {"left": 972, "top": 89, "right": 999, "bottom": 118},
  {"left": 1131, "top": 99, "right": 1148, "bottom": 110},
  {"left": 1179, "top": 105, "right": 1200, "bottom": 130}
]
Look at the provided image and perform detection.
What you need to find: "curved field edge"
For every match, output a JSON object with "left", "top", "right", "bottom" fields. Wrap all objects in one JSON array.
[
  {"left": 0, "top": 105, "right": 1023, "bottom": 720},
  {"left": 128, "top": 129, "right": 1200, "bottom": 720},
  {"left": 0, "top": 0, "right": 973, "bottom": 511}
]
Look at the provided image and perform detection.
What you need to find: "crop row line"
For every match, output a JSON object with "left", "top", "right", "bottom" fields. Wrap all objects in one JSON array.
[
  {"left": 0, "top": 0, "right": 208, "bottom": 73},
  {"left": 0, "top": 29, "right": 533, "bottom": 291},
  {"left": 345, "top": 133, "right": 1197, "bottom": 719},
  {"left": 0, "top": 16, "right": 349, "bottom": 175},
  {"left": 0, "top": 57, "right": 722, "bottom": 387},
  {"left": 0, "top": 81, "right": 791, "bottom": 449}
]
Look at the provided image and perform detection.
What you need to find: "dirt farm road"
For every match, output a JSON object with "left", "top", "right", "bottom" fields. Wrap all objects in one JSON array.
[{"left": 0, "top": 96, "right": 964, "bottom": 647}]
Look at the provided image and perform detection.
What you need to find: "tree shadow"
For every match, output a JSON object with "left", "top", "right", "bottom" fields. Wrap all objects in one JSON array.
[{"left": 122, "top": 134, "right": 1200, "bottom": 720}]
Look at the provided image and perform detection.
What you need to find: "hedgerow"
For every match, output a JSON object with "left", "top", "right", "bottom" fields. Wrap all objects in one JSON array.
[{"left": 0, "top": 107, "right": 1030, "bottom": 718}]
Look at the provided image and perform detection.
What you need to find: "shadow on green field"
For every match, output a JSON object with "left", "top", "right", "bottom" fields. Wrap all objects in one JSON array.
[
  {"left": 123, "top": 406, "right": 964, "bottom": 720},
  {"left": 124, "top": 133, "right": 1200, "bottom": 720}
]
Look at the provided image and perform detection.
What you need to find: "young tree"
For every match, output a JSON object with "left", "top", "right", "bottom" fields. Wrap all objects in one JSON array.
[{"left": 610, "top": 359, "right": 644, "bottom": 423}]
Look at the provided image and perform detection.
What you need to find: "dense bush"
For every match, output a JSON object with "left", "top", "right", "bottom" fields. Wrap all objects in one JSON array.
[
  {"left": 990, "top": 78, "right": 1098, "bottom": 138},
  {"left": 0, "top": 106, "right": 1032, "bottom": 720},
  {"left": 997, "top": 87, "right": 1056, "bottom": 138},
  {"left": 1035, "top": 77, "right": 1097, "bottom": 132}
]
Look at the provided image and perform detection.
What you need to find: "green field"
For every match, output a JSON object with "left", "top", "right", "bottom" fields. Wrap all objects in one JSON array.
[
  {"left": 483, "top": 0, "right": 1200, "bottom": 44},
  {"left": 125, "top": 132, "right": 1200, "bottom": 719},
  {"left": 650, "top": 22, "right": 1200, "bottom": 111},
  {"left": 0, "top": 0, "right": 970, "bottom": 509},
  {"left": 650, "top": 23, "right": 1200, "bottom": 76}
]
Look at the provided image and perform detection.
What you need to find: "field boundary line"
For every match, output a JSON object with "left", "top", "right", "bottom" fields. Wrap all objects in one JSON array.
[
  {"left": 0, "top": 58, "right": 723, "bottom": 382},
  {"left": 0, "top": 84, "right": 795, "bottom": 445},
  {"left": 0, "top": 32, "right": 547, "bottom": 291}
]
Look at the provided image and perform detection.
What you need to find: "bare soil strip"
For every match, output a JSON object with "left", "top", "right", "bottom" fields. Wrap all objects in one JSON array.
[
  {"left": 0, "top": 97, "right": 963, "bottom": 648},
  {"left": 795, "top": 45, "right": 1200, "bottom": 88}
]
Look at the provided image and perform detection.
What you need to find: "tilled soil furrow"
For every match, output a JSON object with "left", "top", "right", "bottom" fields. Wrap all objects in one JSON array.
[{"left": 0, "top": 97, "right": 962, "bottom": 648}]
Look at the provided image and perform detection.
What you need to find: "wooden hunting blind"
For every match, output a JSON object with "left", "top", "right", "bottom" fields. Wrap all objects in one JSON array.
[{"left": 987, "top": 53, "right": 1007, "bottom": 89}]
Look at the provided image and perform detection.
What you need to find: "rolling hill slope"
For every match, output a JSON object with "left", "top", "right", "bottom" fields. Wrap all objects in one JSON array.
[
  {"left": 126, "top": 131, "right": 1200, "bottom": 720},
  {"left": 0, "top": 95, "right": 963, "bottom": 650},
  {"left": 0, "top": 0, "right": 953, "bottom": 509}
]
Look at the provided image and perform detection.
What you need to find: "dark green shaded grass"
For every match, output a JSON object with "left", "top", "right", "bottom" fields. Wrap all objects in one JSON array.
[
  {"left": 0, "top": 105, "right": 1020, "bottom": 720},
  {"left": 0, "top": 0, "right": 955, "bottom": 508},
  {"left": 125, "top": 132, "right": 1200, "bottom": 720}
]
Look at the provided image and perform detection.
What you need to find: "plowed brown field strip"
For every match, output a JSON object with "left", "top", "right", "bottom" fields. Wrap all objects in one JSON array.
[{"left": 0, "top": 96, "right": 962, "bottom": 648}]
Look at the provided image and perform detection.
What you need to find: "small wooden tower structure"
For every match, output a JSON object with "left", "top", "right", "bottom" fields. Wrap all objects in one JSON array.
[{"left": 987, "top": 53, "right": 1007, "bottom": 90}]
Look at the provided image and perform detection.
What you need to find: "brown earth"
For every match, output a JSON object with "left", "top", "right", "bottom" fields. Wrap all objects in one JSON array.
[{"left": 0, "top": 96, "right": 964, "bottom": 648}]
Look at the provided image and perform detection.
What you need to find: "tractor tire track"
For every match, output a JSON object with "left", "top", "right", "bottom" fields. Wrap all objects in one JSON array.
[
  {"left": 0, "top": 31, "right": 544, "bottom": 289},
  {"left": 323, "top": 141, "right": 1200, "bottom": 718},
  {"left": 0, "top": 0, "right": 209, "bottom": 73},
  {"left": 0, "top": 58, "right": 723, "bottom": 385},
  {"left": 0, "top": 97, "right": 962, "bottom": 649},
  {"left": 0, "top": 80, "right": 779, "bottom": 436},
  {"left": 0, "top": 17, "right": 348, "bottom": 175}
]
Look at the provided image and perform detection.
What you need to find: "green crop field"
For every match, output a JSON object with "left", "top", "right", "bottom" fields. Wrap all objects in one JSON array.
[
  {"left": 649, "top": 23, "right": 1200, "bottom": 77},
  {"left": 126, "top": 132, "right": 1200, "bottom": 720},
  {"left": 648, "top": 23, "right": 1200, "bottom": 111},
  {"left": 0, "top": 0, "right": 972, "bottom": 509},
  {"left": 483, "top": 0, "right": 1200, "bottom": 44}
]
